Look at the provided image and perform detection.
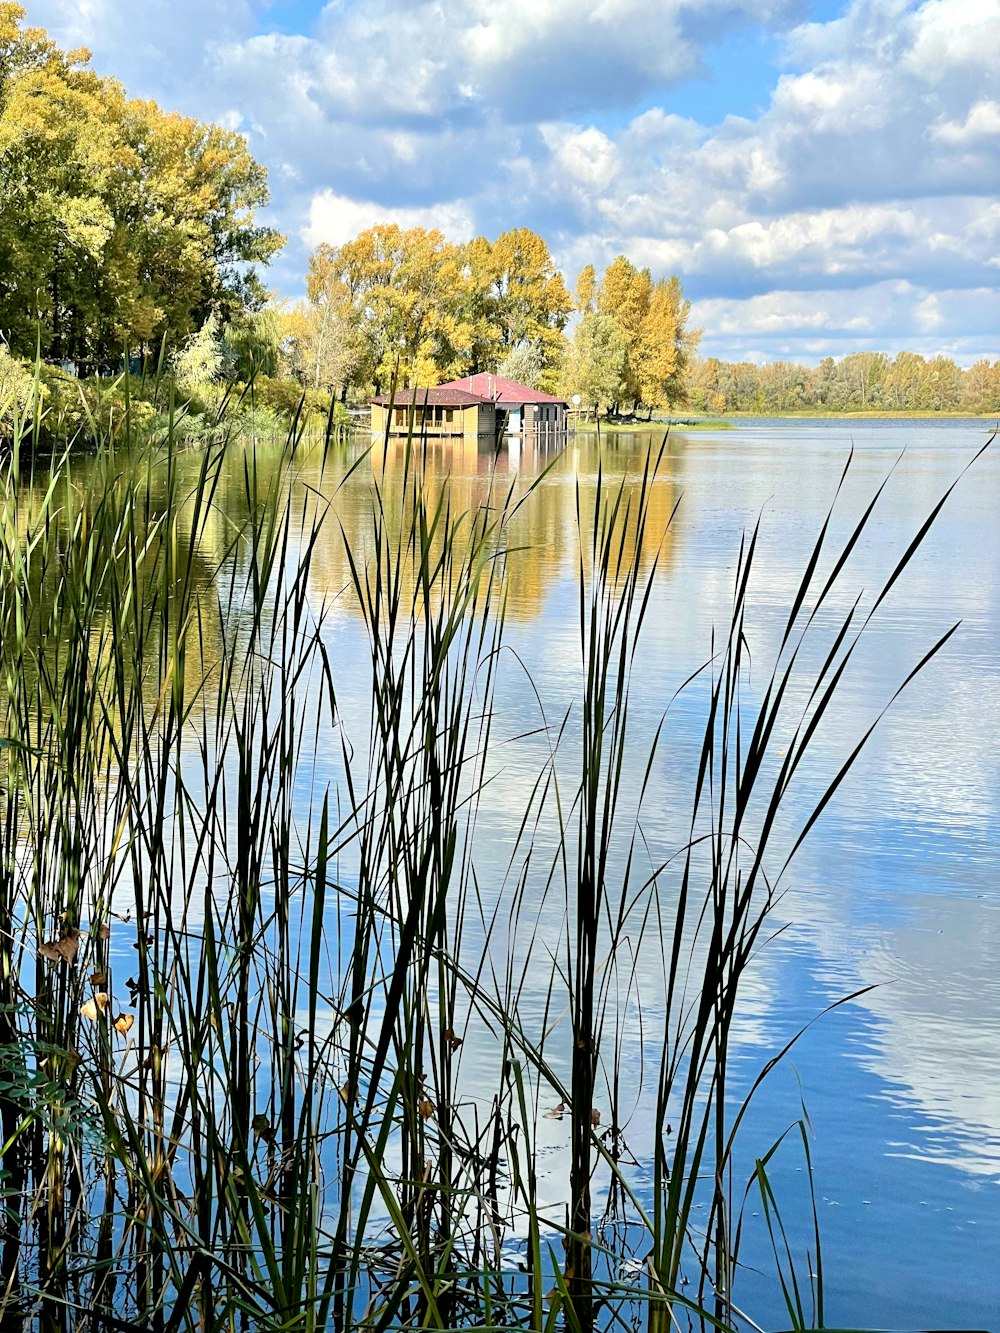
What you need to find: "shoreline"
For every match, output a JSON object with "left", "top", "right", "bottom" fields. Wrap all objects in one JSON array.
[{"left": 575, "top": 410, "right": 998, "bottom": 433}]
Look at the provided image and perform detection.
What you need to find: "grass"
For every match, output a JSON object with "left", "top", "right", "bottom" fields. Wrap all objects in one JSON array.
[
  {"left": 0, "top": 377, "right": 990, "bottom": 1331},
  {"left": 572, "top": 418, "right": 733, "bottom": 432}
]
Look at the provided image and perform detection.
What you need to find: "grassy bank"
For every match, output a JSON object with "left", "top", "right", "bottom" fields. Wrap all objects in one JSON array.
[
  {"left": 717, "top": 408, "right": 999, "bottom": 420},
  {"left": 0, "top": 396, "right": 988, "bottom": 1330},
  {"left": 574, "top": 418, "right": 733, "bottom": 432},
  {"left": 0, "top": 349, "right": 352, "bottom": 451}
]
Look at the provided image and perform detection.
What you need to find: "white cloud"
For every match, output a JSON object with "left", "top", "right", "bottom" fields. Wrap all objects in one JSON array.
[
  {"left": 931, "top": 99, "right": 1000, "bottom": 144},
  {"left": 690, "top": 283, "right": 999, "bottom": 360},
  {"left": 904, "top": 0, "right": 1000, "bottom": 82},
  {"left": 303, "top": 191, "right": 477, "bottom": 249},
  {"left": 539, "top": 126, "right": 620, "bottom": 192}
]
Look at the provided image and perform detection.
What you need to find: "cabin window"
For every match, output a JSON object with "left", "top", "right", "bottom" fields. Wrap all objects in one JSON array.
[
  {"left": 395, "top": 407, "right": 406, "bottom": 426},
  {"left": 445, "top": 408, "right": 454, "bottom": 424}
]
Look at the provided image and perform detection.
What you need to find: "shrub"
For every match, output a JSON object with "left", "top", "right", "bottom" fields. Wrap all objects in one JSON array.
[{"left": 0, "top": 346, "right": 38, "bottom": 440}]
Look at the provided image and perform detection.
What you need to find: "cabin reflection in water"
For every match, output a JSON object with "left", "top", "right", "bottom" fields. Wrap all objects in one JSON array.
[{"left": 320, "top": 433, "right": 679, "bottom": 623}]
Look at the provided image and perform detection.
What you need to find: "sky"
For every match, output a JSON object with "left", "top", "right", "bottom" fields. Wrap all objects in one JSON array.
[{"left": 24, "top": 0, "right": 1000, "bottom": 365}]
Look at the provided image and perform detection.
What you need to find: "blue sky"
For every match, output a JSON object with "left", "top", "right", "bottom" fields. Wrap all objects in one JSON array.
[{"left": 25, "top": 0, "right": 1000, "bottom": 364}]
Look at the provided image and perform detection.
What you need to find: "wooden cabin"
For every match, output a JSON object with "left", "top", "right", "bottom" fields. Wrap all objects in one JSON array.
[{"left": 370, "top": 386, "right": 496, "bottom": 441}]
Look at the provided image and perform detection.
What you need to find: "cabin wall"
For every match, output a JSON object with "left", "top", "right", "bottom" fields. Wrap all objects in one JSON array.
[{"left": 370, "top": 401, "right": 497, "bottom": 441}]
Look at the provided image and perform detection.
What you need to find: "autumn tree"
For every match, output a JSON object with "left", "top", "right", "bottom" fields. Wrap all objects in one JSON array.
[
  {"left": 0, "top": 3, "right": 282, "bottom": 370},
  {"left": 636, "top": 275, "right": 700, "bottom": 411},
  {"left": 574, "top": 264, "right": 596, "bottom": 313},
  {"left": 596, "top": 256, "right": 651, "bottom": 408},
  {"left": 467, "top": 228, "right": 571, "bottom": 388},
  {"left": 962, "top": 358, "right": 1000, "bottom": 413},
  {"left": 313, "top": 225, "right": 474, "bottom": 393},
  {"left": 283, "top": 244, "right": 362, "bottom": 395},
  {"left": 304, "top": 225, "right": 572, "bottom": 395}
]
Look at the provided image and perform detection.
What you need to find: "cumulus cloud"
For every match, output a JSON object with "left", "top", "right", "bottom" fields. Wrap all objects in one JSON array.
[
  {"left": 690, "top": 283, "right": 1000, "bottom": 360},
  {"left": 303, "top": 191, "right": 477, "bottom": 248},
  {"left": 931, "top": 99, "right": 1000, "bottom": 144}
]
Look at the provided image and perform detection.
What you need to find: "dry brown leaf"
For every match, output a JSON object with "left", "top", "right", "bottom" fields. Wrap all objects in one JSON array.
[
  {"left": 251, "top": 1113, "right": 273, "bottom": 1143},
  {"left": 418, "top": 1097, "right": 435, "bottom": 1121},
  {"left": 98, "top": 923, "right": 111, "bottom": 940},
  {"left": 443, "top": 1028, "right": 463, "bottom": 1050},
  {"left": 90, "top": 972, "right": 106, "bottom": 987},
  {"left": 40, "top": 935, "right": 78, "bottom": 965},
  {"left": 80, "top": 993, "right": 109, "bottom": 1022},
  {"left": 544, "top": 1102, "right": 565, "bottom": 1119},
  {"left": 590, "top": 1109, "right": 601, "bottom": 1127},
  {"left": 114, "top": 1013, "right": 134, "bottom": 1036},
  {"left": 55, "top": 935, "right": 79, "bottom": 964}
]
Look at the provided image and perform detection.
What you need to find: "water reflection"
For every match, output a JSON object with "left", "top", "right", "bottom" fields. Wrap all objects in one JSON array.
[{"left": 309, "top": 432, "right": 683, "bottom": 623}]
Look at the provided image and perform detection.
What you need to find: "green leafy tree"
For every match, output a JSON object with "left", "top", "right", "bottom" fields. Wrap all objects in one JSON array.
[
  {"left": 561, "top": 311, "right": 628, "bottom": 417},
  {"left": 0, "top": 4, "right": 282, "bottom": 369},
  {"left": 496, "top": 340, "right": 546, "bottom": 389}
]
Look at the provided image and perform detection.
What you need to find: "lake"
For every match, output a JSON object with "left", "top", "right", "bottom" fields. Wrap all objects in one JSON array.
[
  {"left": 338, "top": 417, "right": 1000, "bottom": 1328},
  {"left": 4, "top": 414, "right": 997, "bottom": 1330}
]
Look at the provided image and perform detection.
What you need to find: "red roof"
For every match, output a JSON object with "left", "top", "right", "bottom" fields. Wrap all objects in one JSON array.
[
  {"left": 373, "top": 386, "right": 490, "bottom": 407},
  {"left": 436, "top": 373, "right": 566, "bottom": 406}
]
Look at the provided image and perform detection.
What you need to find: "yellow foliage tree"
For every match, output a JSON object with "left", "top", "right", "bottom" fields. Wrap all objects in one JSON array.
[{"left": 0, "top": 3, "right": 282, "bottom": 370}]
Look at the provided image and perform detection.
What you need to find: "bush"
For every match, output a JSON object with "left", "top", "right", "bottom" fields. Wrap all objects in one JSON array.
[
  {"left": 32, "top": 368, "right": 161, "bottom": 445},
  {"left": 0, "top": 346, "right": 39, "bottom": 440},
  {"left": 231, "top": 376, "right": 350, "bottom": 434}
]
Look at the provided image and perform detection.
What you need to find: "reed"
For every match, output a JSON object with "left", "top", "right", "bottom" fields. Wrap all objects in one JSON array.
[{"left": 0, "top": 379, "right": 988, "bottom": 1330}]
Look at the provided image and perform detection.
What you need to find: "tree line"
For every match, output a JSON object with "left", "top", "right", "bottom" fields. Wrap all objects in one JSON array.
[
  {"left": 279, "top": 228, "right": 700, "bottom": 415},
  {"left": 689, "top": 351, "right": 1000, "bottom": 415},
  {"left": 2, "top": 5, "right": 995, "bottom": 433}
]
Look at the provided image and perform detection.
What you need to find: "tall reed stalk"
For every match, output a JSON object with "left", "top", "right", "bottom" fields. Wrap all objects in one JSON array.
[{"left": 0, "top": 377, "right": 987, "bottom": 1331}]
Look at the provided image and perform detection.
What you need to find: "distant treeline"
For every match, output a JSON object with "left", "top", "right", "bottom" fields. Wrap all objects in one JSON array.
[{"left": 688, "top": 352, "right": 999, "bottom": 415}]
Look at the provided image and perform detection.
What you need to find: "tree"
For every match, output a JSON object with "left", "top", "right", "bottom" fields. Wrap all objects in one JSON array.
[
  {"left": 0, "top": 4, "right": 282, "bottom": 369},
  {"left": 172, "top": 312, "right": 224, "bottom": 392},
  {"left": 839, "top": 351, "right": 889, "bottom": 408},
  {"left": 316, "top": 224, "right": 468, "bottom": 393},
  {"left": 561, "top": 311, "right": 628, "bottom": 417},
  {"left": 637, "top": 275, "right": 700, "bottom": 411},
  {"left": 962, "top": 358, "right": 1000, "bottom": 413},
  {"left": 885, "top": 352, "right": 926, "bottom": 409},
  {"left": 224, "top": 306, "right": 284, "bottom": 381},
  {"left": 287, "top": 245, "right": 362, "bottom": 395},
  {"left": 496, "top": 340, "right": 545, "bottom": 389},
  {"left": 920, "top": 355, "right": 962, "bottom": 411},
  {"left": 468, "top": 228, "right": 571, "bottom": 389},
  {"left": 306, "top": 225, "right": 572, "bottom": 395},
  {"left": 574, "top": 265, "right": 596, "bottom": 313},
  {"left": 596, "top": 256, "right": 651, "bottom": 409}
]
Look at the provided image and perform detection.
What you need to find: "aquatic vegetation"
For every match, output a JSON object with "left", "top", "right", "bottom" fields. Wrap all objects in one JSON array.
[{"left": 0, "top": 401, "right": 989, "bottom": 1331}]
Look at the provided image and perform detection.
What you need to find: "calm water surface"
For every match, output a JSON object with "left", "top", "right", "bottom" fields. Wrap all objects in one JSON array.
[
  {"left": 94, "top": 418, "right": 1000, "bottom": 1326},
  {"left": 314, "top": 418, "right": 998, "bottom": 1328}
]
